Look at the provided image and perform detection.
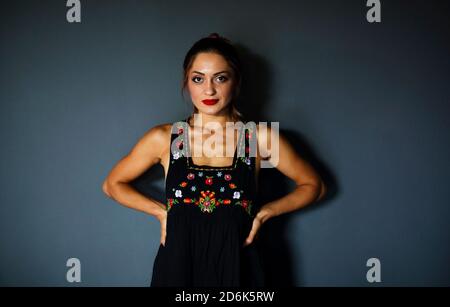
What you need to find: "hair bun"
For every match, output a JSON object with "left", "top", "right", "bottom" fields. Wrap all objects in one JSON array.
[
  {"left": 208, "top": 33, "right": 221, "bottom": 39},
  {"left": 207, "top": 32, "right": 232, "bottom": 44}
]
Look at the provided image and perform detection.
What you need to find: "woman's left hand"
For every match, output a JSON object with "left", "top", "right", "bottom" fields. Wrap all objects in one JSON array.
[{"left": 243, "top": 205, "right": 277, "bottom": 246}]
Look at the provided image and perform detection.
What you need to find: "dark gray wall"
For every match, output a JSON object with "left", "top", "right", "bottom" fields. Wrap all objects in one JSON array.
[{"left": 1, "top": 0, "right": 449, "bottom": 286}]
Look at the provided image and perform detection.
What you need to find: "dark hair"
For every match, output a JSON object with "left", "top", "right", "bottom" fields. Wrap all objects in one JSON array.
[{"left": 181, "top": 33, "right": 243, "bottom": 122}]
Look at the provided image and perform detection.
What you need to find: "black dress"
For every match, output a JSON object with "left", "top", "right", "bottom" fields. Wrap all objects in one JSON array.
[{"left": 150, "top": 117, "right": 265, "bottom": 287}]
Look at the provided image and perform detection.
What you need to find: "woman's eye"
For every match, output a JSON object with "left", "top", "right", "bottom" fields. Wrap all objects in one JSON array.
[
  {"left": 216, "top": 75, "right": 228, "bottom": 82},
  {"left": 191, "top": 75, "right": 228, "bottom": 83},
  {"left": 192, "top": 76, "right": 202, "bottom": 83}
]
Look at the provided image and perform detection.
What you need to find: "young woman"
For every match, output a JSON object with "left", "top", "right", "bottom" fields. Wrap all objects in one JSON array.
[{"left": 102, "top": 33, "right": 326, "bottom": 287}]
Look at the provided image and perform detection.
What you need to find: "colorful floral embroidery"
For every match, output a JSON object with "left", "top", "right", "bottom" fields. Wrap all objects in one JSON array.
[
  {"left": 217, "top": 198, "right": 232, "bottom": 205},
  {"left": 183, "top": 197, "right": 196, "bottom": 204},
  {"left": 205, "top": 176, "right": 213, "bottom": 185},
  {"left": 167, "top": 123, "right": 254, "bottom": 216},
  {"left": 198, "top": 190, "right": 218, "bottom": 213},
  {"left": 235, "top": 199, "right": 252, "bottom": 215},
  {"left": 238, "top": 156, "right": 252, "bottom": 166},
  {"left": 173, "top": 152, "right": 181, "bottom": 160},
  {"left": 167, "top": 198, "right": 179, "bottom": 211},
  {"left": 245, "top": 131, "right": 251, "bottom": 139}
]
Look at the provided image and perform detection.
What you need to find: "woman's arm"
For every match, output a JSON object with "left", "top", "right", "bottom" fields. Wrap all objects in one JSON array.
[
  {"left": 256, "top": 125, "right": 326, "bottom": 223},
  {"left": 102, "top": 124, "right": 170, "bottom": 221}
]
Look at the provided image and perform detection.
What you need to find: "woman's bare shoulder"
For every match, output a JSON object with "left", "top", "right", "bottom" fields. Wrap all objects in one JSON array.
[
  {"left": 142, "top": 122, "right": 173, "bottom": 145},
  {"left": 133, "top": 122, "right": 174, "bottom": 158}
]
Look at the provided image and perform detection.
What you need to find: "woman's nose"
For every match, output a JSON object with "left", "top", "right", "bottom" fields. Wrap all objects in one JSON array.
[{"left": 204, "top": 80, "right": 216, "bottom": 95}]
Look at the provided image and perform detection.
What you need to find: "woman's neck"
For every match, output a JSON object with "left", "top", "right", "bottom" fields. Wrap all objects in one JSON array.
[{"left": 188, "top": 112, "right": 234, "bottom": 129}]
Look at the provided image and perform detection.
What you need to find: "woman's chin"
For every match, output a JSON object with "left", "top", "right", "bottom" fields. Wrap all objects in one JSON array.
[{"left": 197, "top": 106, "right": 224, "bottom": 116}]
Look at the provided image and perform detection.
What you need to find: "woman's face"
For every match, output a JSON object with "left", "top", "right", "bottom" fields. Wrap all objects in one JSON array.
[{"left": 187, "top": 52, "right": 235, "bottom": 117}]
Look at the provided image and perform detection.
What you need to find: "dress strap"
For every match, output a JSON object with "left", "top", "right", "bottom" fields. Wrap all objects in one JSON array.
[
  {"left": 241, "top": 121, "right": 257, "bottom": 159},
  {"left": 168, "top": 120, "right": 190, "bottom": 166}
]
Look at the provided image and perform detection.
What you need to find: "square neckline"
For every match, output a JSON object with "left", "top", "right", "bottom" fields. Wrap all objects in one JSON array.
[{"left": 184, "top": 117, "right": 243, "bottom": 170}]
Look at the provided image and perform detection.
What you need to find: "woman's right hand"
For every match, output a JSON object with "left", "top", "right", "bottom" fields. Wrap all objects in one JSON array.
[{"left": 157, "top": 208, "right": 168, "bottom": 247}]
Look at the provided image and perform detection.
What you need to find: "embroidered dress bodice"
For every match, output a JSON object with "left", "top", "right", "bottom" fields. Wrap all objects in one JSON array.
[{"left": 150, "top": 117, "right": 264, "bottom": 287}]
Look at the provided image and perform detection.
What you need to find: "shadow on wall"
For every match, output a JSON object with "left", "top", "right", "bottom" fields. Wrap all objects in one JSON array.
[
  {"left": 254, "top": 129, "right": 336, "bottom": 286},
  {"left": 235, "top": 43, "right": 338, "bottom": 286},
  {"left": 131, "top": 165, "right": 166, "bottom": 207}
]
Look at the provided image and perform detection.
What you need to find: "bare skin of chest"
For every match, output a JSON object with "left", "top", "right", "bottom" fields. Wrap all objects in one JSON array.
[{"left": 159, "top": 128, "right": 261, "bottom": 181}]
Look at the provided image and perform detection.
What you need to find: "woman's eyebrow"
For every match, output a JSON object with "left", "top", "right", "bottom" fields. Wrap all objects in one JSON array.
[{"left": 191, "top": 70, "right": 230, "bottom": 75}]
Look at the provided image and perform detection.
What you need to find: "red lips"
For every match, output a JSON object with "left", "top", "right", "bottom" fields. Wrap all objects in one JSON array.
[{"left": 202, "top": 99, "right": 219, "bottom": 105}]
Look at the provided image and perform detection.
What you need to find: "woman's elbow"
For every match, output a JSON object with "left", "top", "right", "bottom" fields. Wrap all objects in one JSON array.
[{"left": 102, "top": 180, "right": 112, "bottom": 198}]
